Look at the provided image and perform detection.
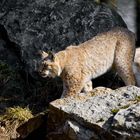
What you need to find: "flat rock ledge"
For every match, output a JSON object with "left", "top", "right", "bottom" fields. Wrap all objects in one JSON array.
[{"left": 47, "top": 86, "right": 140, "bottom": 140}]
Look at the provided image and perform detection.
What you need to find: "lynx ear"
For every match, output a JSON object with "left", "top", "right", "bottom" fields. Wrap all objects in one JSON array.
[
  {"left": 48, "top": 51, "right": 55, "bottom": 61},
  {"left": 38, "top": 51, "right": 49, "bottom": 59},
  {"left": 38, "top": 50, "right": 55, "bottom": 60}
]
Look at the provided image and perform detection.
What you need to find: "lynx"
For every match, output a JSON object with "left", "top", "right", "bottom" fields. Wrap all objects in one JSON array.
[{"left": 39, "top": 27, "right": 136, "bottom": 98}]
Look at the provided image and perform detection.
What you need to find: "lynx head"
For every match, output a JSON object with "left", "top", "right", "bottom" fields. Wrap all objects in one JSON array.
[{"left": 38, "top": 51, "right": 61, "bottom": 78}]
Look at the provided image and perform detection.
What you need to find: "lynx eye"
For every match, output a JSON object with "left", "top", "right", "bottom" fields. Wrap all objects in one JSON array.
[
  {"left": 42, "top": 63, "right": 52, "bottom": 70},
  {"left": 41, "top": 63, "right": 48, "bottom": 70}
]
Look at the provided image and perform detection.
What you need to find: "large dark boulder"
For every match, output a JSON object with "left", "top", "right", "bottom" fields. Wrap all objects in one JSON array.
[
  {"left": 0, "top": 0, "right": 127, "bottom": 113},
  {"left": 0, "top": 0, "right": 128, "bottom": 138},
  {"left": 0, "top": 0, "right": 126, "bottom": 75}
]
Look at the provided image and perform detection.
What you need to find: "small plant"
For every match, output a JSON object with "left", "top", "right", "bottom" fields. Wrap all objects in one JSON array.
[
  {"left": 111, "top": 108, "right": 119, "bottom": 115},
  {"left": 120, "top": 104, "right": 130, "bottom": 109},
  {"left": 135, "top": 96, "right": 140, "bottom": 102},
  {"left": 96, "top": 118, "right": 104, "bottom": 123}
]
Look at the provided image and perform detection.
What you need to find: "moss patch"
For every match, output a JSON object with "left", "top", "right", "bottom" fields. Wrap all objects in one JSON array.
[
  {"left": 135, "top": 96, "right": 140, "bottom": 102},
  {"left": 96, "top": 118, "right": 104, "bottom": 123},
  {"left": 120, "top": 104, "right": 130, "bottom": 109},
  {"left": 111, "top": 108, "right": 119, "bottom": 115}
]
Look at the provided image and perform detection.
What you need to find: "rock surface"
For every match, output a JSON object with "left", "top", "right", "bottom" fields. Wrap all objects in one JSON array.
[
  {"left": 134, "top": 48, "right": 140, "bottom": 64},
  {"left": 117, "top": 0, "right": 136, "bottom": 33},
  {"left": 112, "top": 103, "right": 140, "bottom": 139},
  {"left": 47, "top": 86, "right": 140, "bottom": 140}
]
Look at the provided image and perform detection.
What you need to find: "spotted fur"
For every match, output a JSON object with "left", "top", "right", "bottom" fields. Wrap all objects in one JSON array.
[{"left": 39, "top": 27, "right": 136, "bottom": 98}]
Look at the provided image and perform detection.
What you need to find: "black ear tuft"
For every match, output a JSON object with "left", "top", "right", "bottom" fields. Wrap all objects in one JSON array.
[{"left": 48, "top": 51, "right": 55, "bottom": 61}]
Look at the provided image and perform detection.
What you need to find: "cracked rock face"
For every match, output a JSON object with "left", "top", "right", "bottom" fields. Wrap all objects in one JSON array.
[
  {"left": 0, "top": 0, "right": 126, "bottom": 75},
  {"left": 47, "top": 86, "right": 140, "bottom": 140},
  {"left": 112, "top": 103, "right": 140, "bottom": 138}
]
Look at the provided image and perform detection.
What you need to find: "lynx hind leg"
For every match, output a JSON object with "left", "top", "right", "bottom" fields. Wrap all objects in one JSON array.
[
  {"left": 82, "top": 80, "right": 93, "bottom": 93},
  {"left": 114, "top": 41, "right": 136, "bottom": 86}
]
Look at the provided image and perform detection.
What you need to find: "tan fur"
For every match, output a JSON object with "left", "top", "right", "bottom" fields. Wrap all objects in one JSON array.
[{"left": 39, "top": 27, "right": 136, "bottom": 98}]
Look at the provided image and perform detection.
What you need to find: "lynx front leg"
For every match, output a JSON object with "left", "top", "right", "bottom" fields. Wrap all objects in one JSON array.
[
  {"left": 61, "top": 78, "right": 84, "bottom": 98},
  {"left": 82, "top": 80, "right": 93, "bottom": 93}
]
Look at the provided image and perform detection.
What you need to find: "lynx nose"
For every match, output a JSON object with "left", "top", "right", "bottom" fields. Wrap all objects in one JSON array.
[
  {"left": 38, "top": 69, "right": 44, "bottom": 76},
  {"left": 38, "top": 71, "right": 42, "bottom": 76},
  {"left": 39, "top": 71, "right": 46, "bottom": 77}
]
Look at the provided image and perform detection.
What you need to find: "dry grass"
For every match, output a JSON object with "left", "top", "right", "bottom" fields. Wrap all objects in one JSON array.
[{"left": 0, "top": 106, "right": 33, "bottom": 122}]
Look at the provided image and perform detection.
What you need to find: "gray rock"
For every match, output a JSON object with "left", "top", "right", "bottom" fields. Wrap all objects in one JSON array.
[
  {"left": 0, "top": 0, "right": 126, "bottom": 75},
  {"left": 47, "top": 86, "right": 140, "bottom": 140},
  {"left": 112, "top": 103, "right": 140, "bottom": 139},
  {"left": 63, "top": 120, "right": 99, "bottom": 140},
  {"left": 117, "top": 0, "right": 136, "bottom": 33}
]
